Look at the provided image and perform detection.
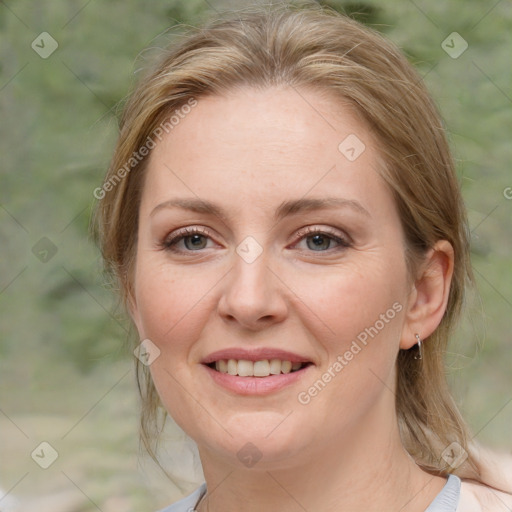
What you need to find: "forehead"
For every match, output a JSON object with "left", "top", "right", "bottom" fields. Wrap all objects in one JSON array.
[{"left": 141, "top": 86, "right": 392, "bottom": 219}]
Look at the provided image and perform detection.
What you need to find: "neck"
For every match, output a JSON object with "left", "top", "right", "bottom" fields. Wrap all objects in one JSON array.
[{"left": 196, "top": 396, "right": 446, "bottom": 512}]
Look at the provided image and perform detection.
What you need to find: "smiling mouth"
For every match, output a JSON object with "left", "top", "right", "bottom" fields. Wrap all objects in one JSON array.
[{"left": 205, "top": 359, "right": 312, "bottom": 377}]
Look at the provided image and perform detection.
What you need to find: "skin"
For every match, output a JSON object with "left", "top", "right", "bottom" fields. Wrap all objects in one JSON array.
[{"left": 129, "top": 86, "right": 454, "bottom": 511}]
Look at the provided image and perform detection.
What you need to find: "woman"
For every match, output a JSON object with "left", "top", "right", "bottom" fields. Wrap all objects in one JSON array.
[{"left": 95, "top": 3, "right": 512, "bottom": 511}]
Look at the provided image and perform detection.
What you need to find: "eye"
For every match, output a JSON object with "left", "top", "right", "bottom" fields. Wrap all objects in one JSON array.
[
  {"left": 161, "top": 227, "right": 216, "bottom": 252},
  {"left": 292, "top": 226, "right": 351, "bottom": 253}
]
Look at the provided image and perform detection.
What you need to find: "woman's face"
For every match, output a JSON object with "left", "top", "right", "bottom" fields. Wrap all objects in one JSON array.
[{"left": 130, "top": 86, "right": 413, "bottom": 469}]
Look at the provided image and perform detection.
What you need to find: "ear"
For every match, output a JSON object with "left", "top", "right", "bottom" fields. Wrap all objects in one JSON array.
[{"left": 400, "top": 240, "right": 454, "bottom": 350}]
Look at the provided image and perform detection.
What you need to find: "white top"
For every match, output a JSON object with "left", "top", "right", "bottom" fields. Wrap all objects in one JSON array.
[{"left": 158, "top": 474, "right": 461, "bottom": 512}]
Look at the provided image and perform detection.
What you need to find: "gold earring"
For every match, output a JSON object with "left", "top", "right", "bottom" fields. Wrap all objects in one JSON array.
[{"left": 414, "top": 333, "right": 422, "bottom": 360}]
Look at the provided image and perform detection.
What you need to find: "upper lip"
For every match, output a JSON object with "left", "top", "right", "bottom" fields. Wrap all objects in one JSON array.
[{"left": 201, "top": 348, "right": 313, "bottom": 365}]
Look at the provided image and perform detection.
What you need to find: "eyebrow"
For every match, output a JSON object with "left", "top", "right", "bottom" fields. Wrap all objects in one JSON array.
[
  {"left": 276, "top": 197, "right": 371, "bottom": 220},
  {"left": 150, "top": 196, "right": 371, "bottom": 221}
]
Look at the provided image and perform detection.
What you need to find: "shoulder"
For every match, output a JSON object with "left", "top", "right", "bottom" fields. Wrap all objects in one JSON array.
[
  {"left": 458, "top": 480, "right": 512, "bottom": 511},
  {"left": 156, "top": 482, "right": 207, "bottom": 512}
]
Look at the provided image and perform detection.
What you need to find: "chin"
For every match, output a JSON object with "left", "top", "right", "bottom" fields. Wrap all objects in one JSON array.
[{"left": 192, "top": 413, "right": 315, "bottom": 470}]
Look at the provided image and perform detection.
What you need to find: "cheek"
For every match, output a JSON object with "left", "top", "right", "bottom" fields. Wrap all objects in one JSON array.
[
  {"left": 285, "top": 255, "right": 407, "bottom": 350},
  {"left": 291, "top": 262, "right": 406, "bottom": 422},
  {"left": 132, "top": 256, "right": 214, "bottom": 353},
  {"left": 132, "top": 259, "right": 217, "bottom": 423}
]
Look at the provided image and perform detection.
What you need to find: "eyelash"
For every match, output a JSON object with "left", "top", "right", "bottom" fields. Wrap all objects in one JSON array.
[
  {"left": 161, "top": 227, "right": 213, "bottom": 252},
  {"left": 295, "top": 226, "right": 352, "bottom": 252},
  {"left": 160, "top": 226, "right": 352, "bottom": 254}
]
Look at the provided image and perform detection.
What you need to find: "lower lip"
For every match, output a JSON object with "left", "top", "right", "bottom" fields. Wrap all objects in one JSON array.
[{"left": 202, "top": 364, "right": 311, "bottom": 395}]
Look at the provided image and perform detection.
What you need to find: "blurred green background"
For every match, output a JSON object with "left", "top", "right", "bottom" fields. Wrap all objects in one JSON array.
[{"left": 0, "top": 0, "right": 510, "bottom": 510}]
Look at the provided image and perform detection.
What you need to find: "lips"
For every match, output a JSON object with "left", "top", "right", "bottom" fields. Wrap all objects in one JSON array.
[{"left": 200, "top": 348, "right": 314, "bottom": 394}]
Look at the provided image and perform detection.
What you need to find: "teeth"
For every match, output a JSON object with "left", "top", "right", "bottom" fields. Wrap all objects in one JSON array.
[
  {"left": 227, "top": 359, "right": 238, "bottom": 375},
  {"left": 214, "top": 359, "right": 304, "bottom": 377},
  {"left": 237, "top": 359, "right": 253, "bottom": 377},
  {"left": 253, "top": 360, "right": 270, "bottom": 377},
  {"left": 281, "top": 360, "right": 292, "bottom": 374},
  {"left": 269, "top": 359, "right": 282, "bottom": 374}
]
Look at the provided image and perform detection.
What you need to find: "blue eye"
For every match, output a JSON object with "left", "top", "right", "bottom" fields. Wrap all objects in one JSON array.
[
  {"left": 161, "top": 226, "right": 351, "bottom": 254},
  {"left": 162, "top": 228, "right": 213, "bottom": 252},
  {"left": 182, "top": 234, "right": 208, "bottom": 250},
  {"left": 294, "top": 228, "right": 351, "bottom": 252},
  {"left": 306, "top": 233, "right": 338, "bottom": 251}
]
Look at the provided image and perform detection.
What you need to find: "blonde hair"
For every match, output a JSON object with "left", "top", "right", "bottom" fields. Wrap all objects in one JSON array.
[{"left": 95, "top": 2, "right": 490, "bottom": 483}]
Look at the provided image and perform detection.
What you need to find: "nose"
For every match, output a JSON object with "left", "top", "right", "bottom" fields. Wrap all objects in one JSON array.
[{"left": 217, "top": 247, "right": 288, "bottom": 332}]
